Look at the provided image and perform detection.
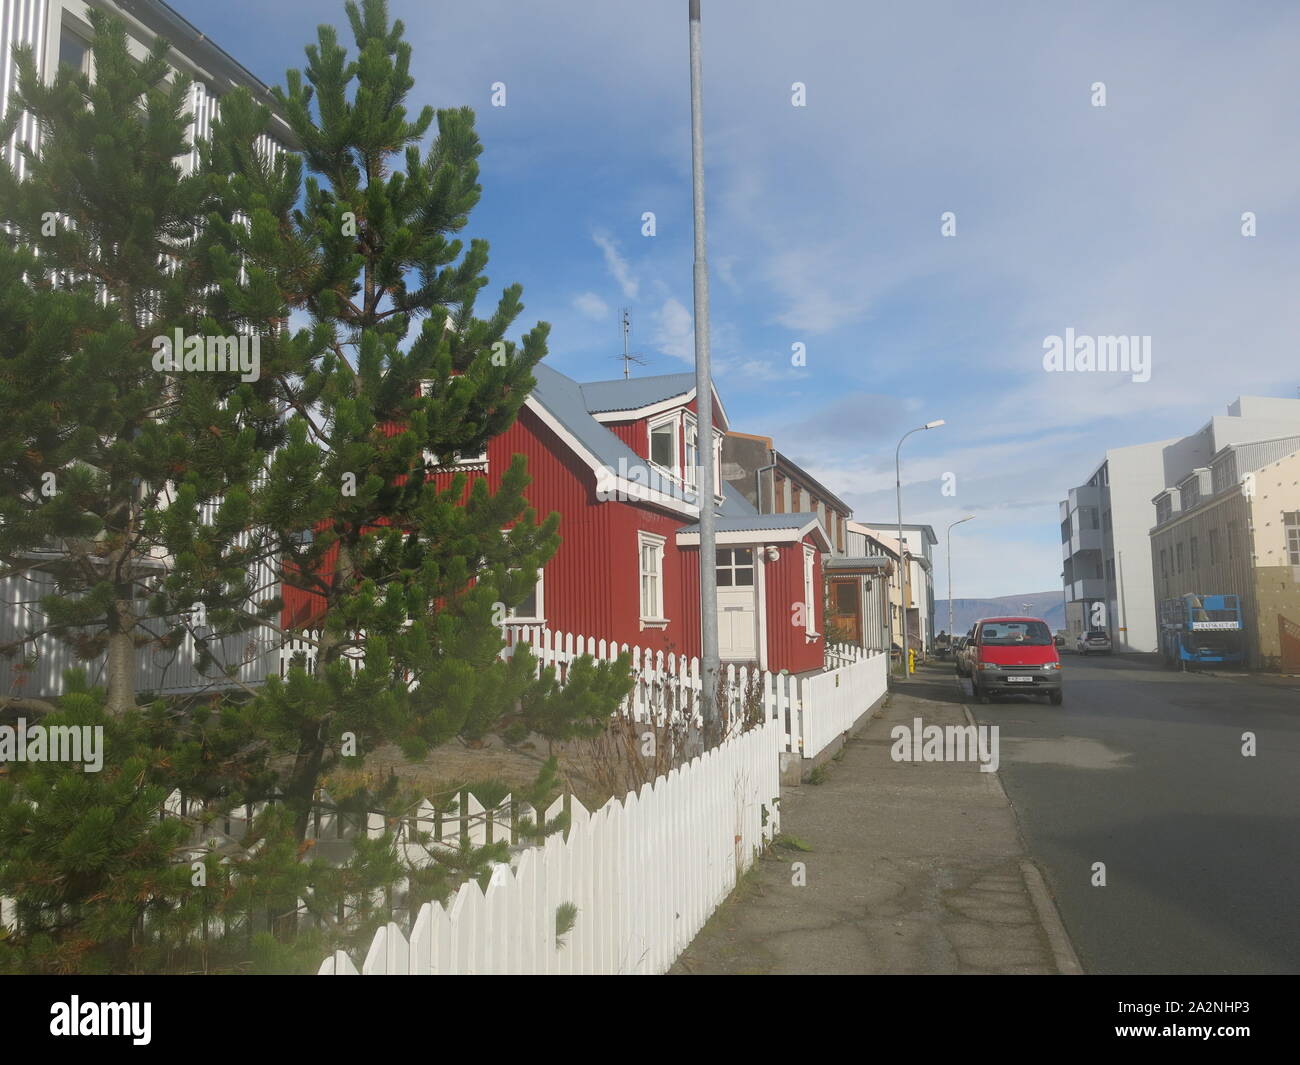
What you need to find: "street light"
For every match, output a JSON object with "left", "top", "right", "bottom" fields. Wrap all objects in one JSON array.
[
  {"left": 946, "top": 515, "right": 975, "bottom": 645},
  {"left": 896, "top": 419, "right": 944, "bottom": 677}
]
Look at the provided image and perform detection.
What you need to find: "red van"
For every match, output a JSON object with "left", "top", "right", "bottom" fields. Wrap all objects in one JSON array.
[{"left": 969, "top": 616, "right": 1063, "bottom": 705}]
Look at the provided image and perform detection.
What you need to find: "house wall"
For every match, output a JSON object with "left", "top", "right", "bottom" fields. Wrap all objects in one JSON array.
[
  {"left": 761, "top": 536, "right": 824, "bottom": 674},
  {"left": 279, "top": 404, "right": 707, "bottom": 657},
  {"left": 606, "top": 420, "right": 644, "bottom": 459}
]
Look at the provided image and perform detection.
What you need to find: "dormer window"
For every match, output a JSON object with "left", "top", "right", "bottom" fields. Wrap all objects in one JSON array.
[
  {"left": 645, "top": 409, "right": 725, "bottom": 502},
  {"left": 649, "top": 415, "right": 677, "bottom": 471}
]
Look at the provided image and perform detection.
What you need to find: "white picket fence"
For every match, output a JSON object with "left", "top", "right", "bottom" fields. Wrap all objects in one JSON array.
[
  {"left": 315, "top": 632, "right": 886, "bottom": 976},
  {"left": 503, "top": 627, "right": 882, "bottom": 759},
  {"left": 800, "top": 649, "right": 890, "bottom": 758},
  {"left": 276, "top": 628, "right": 885, "bottom": 757},
  {"left": 319, "top": 714, "right": 783, "bottom": 974}
]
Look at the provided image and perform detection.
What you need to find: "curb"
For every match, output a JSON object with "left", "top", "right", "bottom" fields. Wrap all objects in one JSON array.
[{"left": 1019, "top": 857, "right": 1085, "bottom": 975}]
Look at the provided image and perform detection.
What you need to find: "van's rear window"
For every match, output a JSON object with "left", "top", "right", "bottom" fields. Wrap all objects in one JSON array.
[{"left": 979, "top": 621, "right": 1053, "bottom": 646}]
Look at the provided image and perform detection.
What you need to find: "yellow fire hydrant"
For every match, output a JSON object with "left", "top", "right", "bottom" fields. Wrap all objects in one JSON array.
[{"left": 908, "top": 648, "right": 916, "bottom": 675}]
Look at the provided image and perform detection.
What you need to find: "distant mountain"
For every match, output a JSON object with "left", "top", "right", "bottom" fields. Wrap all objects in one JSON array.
[{"left": 934, "top": 591, "right": 1065, "bottom": 637}]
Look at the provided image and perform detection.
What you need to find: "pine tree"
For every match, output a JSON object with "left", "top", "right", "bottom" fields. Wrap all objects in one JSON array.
[
  {"left": 208, "top": 0, "right": 634, "bottom": 851},
  {"left": 0, "top": 0, "right": 635, "bottom": 972},
  {"left": 0, "top": 11, "right": 302, "bottom": 973},
  {"left": 0, "top": 10, "right": 280, "bottom": 716}
]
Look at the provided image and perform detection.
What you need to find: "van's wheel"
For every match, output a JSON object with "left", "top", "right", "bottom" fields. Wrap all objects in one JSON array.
[{"left": 1049, "top": 690, "right": 1063, "bottom": 706}]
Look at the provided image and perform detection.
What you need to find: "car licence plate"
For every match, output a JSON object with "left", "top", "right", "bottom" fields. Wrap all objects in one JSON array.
[{"left": 1006, "top": 676, "right": 1033, "bottom": 683}]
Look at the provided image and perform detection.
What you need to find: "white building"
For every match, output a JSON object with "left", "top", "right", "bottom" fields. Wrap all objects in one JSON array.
[
  {"left": 858, "top": 523, "right": 937, "bottom": 652},
  {"left": 0, "top": 0, "right": 294, "bottom": 698}
]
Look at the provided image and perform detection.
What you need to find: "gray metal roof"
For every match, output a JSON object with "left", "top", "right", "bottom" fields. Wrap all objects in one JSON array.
[
  {"left": 825, "top": 555, "right": 892, "bottom": 570},
  {"left": 676, "top": 513, "right": 818, "bottom": 535},
  {"left": 529, "top": 363, "right": 756, "bottom": 518},
  {"left": 578, "top": 373, "right": 696, "bottom": 414}
]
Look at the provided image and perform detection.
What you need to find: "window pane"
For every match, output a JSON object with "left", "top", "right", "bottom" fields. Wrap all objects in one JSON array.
[
  {"left": 59, "top": 31, "right": 88, "bottom": 72},
  {"left": 734, "top": 567, "right": 754, "bottom": 587},
  {"left": 734, "top": 548, "right": 752, "bottom": 565},
  {"left": 514, "top": 587, "right": 537, "bottom": 617},
  {"left": 650, "top": 425, "right": 674, "bottom": 467},
  {"left": 716, "top": 569, "right": 732, "bottom": 587},
  {"left": 716, "top": 549, "right": 731, "bottom": 566}
]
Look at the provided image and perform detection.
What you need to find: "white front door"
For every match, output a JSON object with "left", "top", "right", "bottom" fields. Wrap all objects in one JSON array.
[{"left": 717, "top": 547, "right": 757, "bottom": 660}]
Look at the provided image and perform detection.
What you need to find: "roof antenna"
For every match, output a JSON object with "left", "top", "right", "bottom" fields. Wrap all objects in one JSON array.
[{"left": 615, "top": 307, "right": 648, "bottom": 378}]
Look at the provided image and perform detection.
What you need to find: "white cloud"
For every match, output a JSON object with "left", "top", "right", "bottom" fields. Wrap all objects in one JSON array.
[
  {"left": 653, "top": 297, "right": 694, "bottom": 362},
  {"left": 572, "top": 291, "right": 611, "bottom": 320},
  {"left": 592, "top": 230, "right": 638, "bottom": 300}
]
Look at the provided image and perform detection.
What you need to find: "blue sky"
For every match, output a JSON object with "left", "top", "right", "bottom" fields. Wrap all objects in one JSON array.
[{"left": 170, "top": 0, "right": 1300, "bottom": 598}]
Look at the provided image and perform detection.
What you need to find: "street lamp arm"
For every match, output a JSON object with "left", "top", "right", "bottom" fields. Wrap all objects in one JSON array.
[{"left": 895, "top": 418, "right": 944, "bottom": 678}]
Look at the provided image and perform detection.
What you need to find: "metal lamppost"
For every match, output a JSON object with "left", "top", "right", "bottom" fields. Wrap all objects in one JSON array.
[
  {"left": 688, "top": 0, "right": 719, "bottom": 722},
  {"left": 896, "top": 420, "right": 944, "bottom": 677},
  {"left": 946, "top": 515, "right": 975, "bottom": 644}
]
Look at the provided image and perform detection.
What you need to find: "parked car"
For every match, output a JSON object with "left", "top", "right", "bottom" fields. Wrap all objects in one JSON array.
[
  {"left": 954, "top": 633, "right": 976, "bottom": 677},
  {"left": 1076, "top": 629, "right": 1112, "bottom": 655},
  {"left": 968, "top": 616, "right": 1063, "bottom": 705}
]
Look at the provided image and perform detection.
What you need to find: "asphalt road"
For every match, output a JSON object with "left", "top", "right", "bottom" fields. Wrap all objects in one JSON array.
[{"left": 958, "top": 653, "right": 1300, "bottom": 974}]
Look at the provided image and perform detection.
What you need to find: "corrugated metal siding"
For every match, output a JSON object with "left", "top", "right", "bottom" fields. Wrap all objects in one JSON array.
[
  {"left": 763, "top": 536, "right": 824, "bottom": 673},
  {"left": 1233, "top": 437, "right": 1300, "bottom": 481},
  {"left": 497, "top": 407, "right": 700, "bottom": 657},
  {"left": 0, "top": 567, "right": 279, "bottom": 700},
  {"left": 606, "top": 420, "right": 645, "bottom": 459}
]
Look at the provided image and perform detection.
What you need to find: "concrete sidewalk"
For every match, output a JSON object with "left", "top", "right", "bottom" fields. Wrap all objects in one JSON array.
[{"left": 672, "top": 664, "right": 1080, "bottom": 975}]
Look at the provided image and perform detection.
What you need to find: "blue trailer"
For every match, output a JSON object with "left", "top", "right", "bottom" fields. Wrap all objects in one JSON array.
[{"left": 1158, "top": 594, "right": 1245, "bottom": 668}]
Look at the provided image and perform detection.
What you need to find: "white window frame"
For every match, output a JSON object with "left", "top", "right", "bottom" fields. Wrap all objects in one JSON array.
[
  {"left": 505, "top": 567, "right": 545, "bottom": 624},
  {"left": 1286, "top": 512, "right": 1300, "bottom": 566},
  {"left": 648, "top": 412, "right": 680, "bottom": 479},
  {"left": 712, "top": 429, "right": 724, "bottom": 500},
  {"left": 716, "top": 546, "right": 755, "bottom": 588},
  {"left": 51, "top": 9, "right": 95, "bottom": 83},
  {"left": 683, "top": 412, "right": 699, "bottom": 488},
  {"left": 802, "top": 544, "right": 819, "bottom": 638},
  {"left": 420, "top": 380, "right": 489, "bottom": 470},
  {"left": 638, "top": 531, "right": 668, "bottom": 628}
]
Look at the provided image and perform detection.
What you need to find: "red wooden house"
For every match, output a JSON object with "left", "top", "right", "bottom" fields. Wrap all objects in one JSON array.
[{"left": 282, "top": 364, "right": 831, "bottom": 674}]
